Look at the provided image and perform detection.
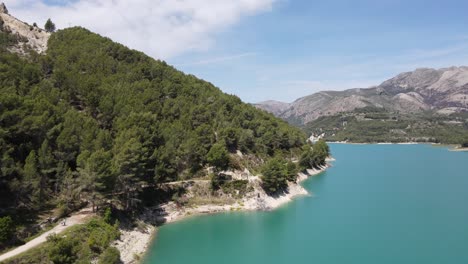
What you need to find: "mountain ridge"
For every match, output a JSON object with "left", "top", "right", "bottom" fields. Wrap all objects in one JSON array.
[
  {"left": 255, "top": 66, "right": 468, "bottom": 125},
  {"left": 0, "top": 2, "right": 50, "bottom": 55}
]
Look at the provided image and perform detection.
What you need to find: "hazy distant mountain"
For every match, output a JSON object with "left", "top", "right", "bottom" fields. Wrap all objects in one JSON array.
[
  {"left": 256, "top": 67, "right": 468, "bottom": 125},
  {"left": 254, "top": 100, "right": 290, "bottom": 116}
]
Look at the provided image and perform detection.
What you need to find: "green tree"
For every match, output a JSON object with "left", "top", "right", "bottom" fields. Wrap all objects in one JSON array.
[
  {"left": 0, "top": 26, "right": 310, "bottom": 219},
  {"left": 0, "top": 216, "right": 14, "bottom": 244},
  {"left": 313, "top": 139, "right": 330, "bottom": 165},
  {"left": 285, "top": 161, "right": 298, "bottom": 182},
  {"left": 299, "top": 146, "right": 316, "bottom": 170},
  {"left": 47, "top": 234, "right": 78, "bottom": 264},
  {"left": 23, "top": 150, "right": 42, "bottom": 208},
  {"left": 112, "top": 132, "right": 149, "bottom": 210},
  {"left": 98, "top": 246, "right": 120, "bottom": 264},
  {"left": 261, "top": 158, "right": 288, "bottom": 194},
  {"left": 44, "top": 18, "right": 56, "bottom": 32},
  {"left": 206, "top": 143, "right": 229, "bottom": 171},
  {"left": 103, "top": 207, "right": 112, "bottom": 224},
  {"left": 220, "top": 127, "right": 240, "bottom": 151},
  {"left": 78, "top": 149, "right": 113, "bottom": 211},
  {"left": 461, "top": 135, "right": 468, "bottom": 148},
  {"left": 299, "top": 140, "right": 330, "bottom": 170}
]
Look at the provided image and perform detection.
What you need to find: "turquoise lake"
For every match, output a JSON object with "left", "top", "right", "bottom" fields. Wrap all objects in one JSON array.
[{"left": 143, "top": 144, "right": 468, "bottom": 264}]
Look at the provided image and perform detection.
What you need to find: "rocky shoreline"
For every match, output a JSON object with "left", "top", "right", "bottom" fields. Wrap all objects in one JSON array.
[{"left": 114, "top": 159, "right": 333, "bottom": 263}]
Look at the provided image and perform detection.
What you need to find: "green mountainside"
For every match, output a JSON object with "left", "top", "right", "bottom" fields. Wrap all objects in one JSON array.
[
  {"left": 0, "top": 26, "right": 331, "bottom": 259},
  {"left": 304, "top": 107, "right": 468, "bottom": 144},
  {"left": 0, "top": 26, "right": 308, "bottom": 210},
  {"left": 0, "top": 2, "right": 333, "bottom": 259},
  {"left": 255, "top": 67, "right": 468, "bottom": 145}
]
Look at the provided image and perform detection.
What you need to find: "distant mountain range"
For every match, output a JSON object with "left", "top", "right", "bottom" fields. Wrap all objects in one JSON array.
[{"left": 255, "top": 67, "right": 468, "bottom": 126}]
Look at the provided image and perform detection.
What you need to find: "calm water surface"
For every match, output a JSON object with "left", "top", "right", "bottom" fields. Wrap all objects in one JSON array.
[{"left": 144, "top": 144, "right": 468, "bottom": 264}]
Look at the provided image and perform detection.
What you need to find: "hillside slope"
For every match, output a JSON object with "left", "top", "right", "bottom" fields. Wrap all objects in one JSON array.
[
  {"left": 0, "top": 25, "right": 309, "bottom": 213},
  {"left": 256, "top": 67, "right": 468, "bottom": 125},
  {"left": 254, "top": 100, "right": 290, "bottom": 116},
  {"left": 0, "top": 3, "right": 50, "bottom": 55},
  {"left": 0, "top": 7, "right": 335, "bottom": 261}
]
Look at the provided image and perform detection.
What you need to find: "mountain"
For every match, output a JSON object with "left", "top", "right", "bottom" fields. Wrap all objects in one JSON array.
[
  {"left": 254, "top": 100, "right": 290, "bottom": 116},
  {"left": 256, "top": 67, "right": 468, "bottom": 125},
  {"left": 256, "top": 68, "right": 468, "bottom": 144},
  {"left": 0, "top": 9, "right": 309, "bottom": 206},
  {"left": 0, "top": 3, "right": 50, "bottom": 55},
  {"left": 0, "top": 6, "right": 332, "bottom": 261}
]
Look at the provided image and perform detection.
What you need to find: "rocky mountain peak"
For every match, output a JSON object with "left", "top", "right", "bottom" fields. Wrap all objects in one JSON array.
[
  {"left": 0, "top": 3, "right": 8, "bottom": 14},
  {"left": 0, "top": 3, "right": 51, "bottom": 55},
  {"left": 380, "top": 68, "right": 441, "bottom": 94},
  {"left": 257, "top": 66, "right": 468, "bottom": 125}
]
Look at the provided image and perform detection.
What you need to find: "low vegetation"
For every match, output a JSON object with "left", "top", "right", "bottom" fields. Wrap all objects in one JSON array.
[
  {"left": 3, "top": 217, "right": 120, "bottom": 264},
  {"left": 305, "top": 108, "right": 468, "bottom": 144}
]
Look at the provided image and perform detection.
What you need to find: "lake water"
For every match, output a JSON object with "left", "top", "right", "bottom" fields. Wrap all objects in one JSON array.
[{"left": 143, "top": 144, "right": 468, "bottom": 264}]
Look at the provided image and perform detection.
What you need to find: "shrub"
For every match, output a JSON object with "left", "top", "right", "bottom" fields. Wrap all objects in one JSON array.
[
  {"left": 0, "top": 216, "right": 14, "bottom": 243},
  {"left": 221, "top": 180, "right": 249, "bottom": 196},
  {"left": 98, "top": 247, "right": 121, "bottom": 264},
  {"left": 462, "top": 135, "right": 468, "bottom": 148},
  {"left": 47, "top": 234, "right": 78, "bottom": 264},
  {"left": 210, "top": 173, "right": 231, "bottom": 191},
  {"left": 86, "top": 218, "right": 120, "bottom": 253},
  {"left": 55, "top": 204, "right": 70, "bottom": 219},
  {"left": 103, "top": 207, "right": 112, "bottom": 224}
]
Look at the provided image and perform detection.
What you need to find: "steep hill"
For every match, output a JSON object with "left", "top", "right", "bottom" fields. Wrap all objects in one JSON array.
[
  {"left": 0, "top": 24, "right": 309, "bottom": 211},
  {"left": 256, "top": 67, "right": 468, "bottom": 125},
  {"left": 0, "top": 4, "right": 333, "bottom": 255},
  {"left": 0, "top": 3, "right": 50, "bottom": 55},
  {"left": 254, "top": 100, "right": 290, "bottom": 116},
  {"left": 0, "top": 6, "right": 335, "bottom": 262}
]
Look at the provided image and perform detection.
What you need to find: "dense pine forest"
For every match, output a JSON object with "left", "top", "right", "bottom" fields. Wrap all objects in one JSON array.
[{"left": 0, "top": 26, "right": 329, "bottom": 254}]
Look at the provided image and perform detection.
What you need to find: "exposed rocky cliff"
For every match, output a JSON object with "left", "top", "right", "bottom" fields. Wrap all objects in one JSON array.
[
  {"left": 0, "top": 2, "right": 50, "bottom": 55},
  {"left": 256, "top": 67, "right": 468, "bottom": 125}
]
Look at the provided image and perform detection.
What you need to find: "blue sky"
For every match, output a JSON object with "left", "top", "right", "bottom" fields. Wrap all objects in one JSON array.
[
  {"left": 169, "top": 0, "right": 468, "bottom": 102},
  {"left": 10, "top": 0, "right": 468, "bottom": 102}
]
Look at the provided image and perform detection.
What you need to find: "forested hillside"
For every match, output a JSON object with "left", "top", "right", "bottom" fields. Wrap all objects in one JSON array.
[
  {"left": 305, "top": 107, "right": 468, "bottom": 144},
  {"left": 0, "top": 26, "right": 317, "bottom": 241}
]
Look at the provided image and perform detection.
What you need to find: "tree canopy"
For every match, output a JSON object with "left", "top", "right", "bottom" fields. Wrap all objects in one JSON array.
[
  {"left": 0, "top": 27, "right": 308, "bottom": 219},
  {"left": 44, "top": 18, "right": 56, "bottom": 32}
]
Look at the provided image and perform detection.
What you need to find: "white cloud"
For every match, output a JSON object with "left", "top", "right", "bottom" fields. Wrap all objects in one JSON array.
[{"left": 6, "top": 0, "right": 275, "bottom": 59}]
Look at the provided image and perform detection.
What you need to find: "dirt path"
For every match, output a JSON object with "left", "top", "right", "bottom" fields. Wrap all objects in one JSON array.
[
  {"left": 161, "top": 179, "right": 209, "bottom": 186},
  {"left": 0, "top": 208, "right": 94, "bottom": 262}
]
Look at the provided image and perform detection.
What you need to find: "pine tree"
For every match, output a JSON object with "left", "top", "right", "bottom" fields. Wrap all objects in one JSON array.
[
  {"left": 261, "top": 158, "right": 288, "bottom": 194},
  {"left": 23, "top": 150, "right": 42, "bottom": 208},
  {"left": 44, "top": 18, "right": 56, "bottom": 32},
  {"left": 207, "top": 143, "right": 229, "bottom": 171}
]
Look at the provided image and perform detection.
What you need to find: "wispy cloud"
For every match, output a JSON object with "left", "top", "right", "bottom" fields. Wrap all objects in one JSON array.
[
  {"left": 233, "top": 41, "right": 468, "bottom": 103},
  {"left": 176, "top": 52, "right": 257, "bottom": 66},
  {"left": 400, "top": 43, "right": 468, "bottom": 61},
  {"left": 6, "top": 0, "right": 276, "bottom": 59}
]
